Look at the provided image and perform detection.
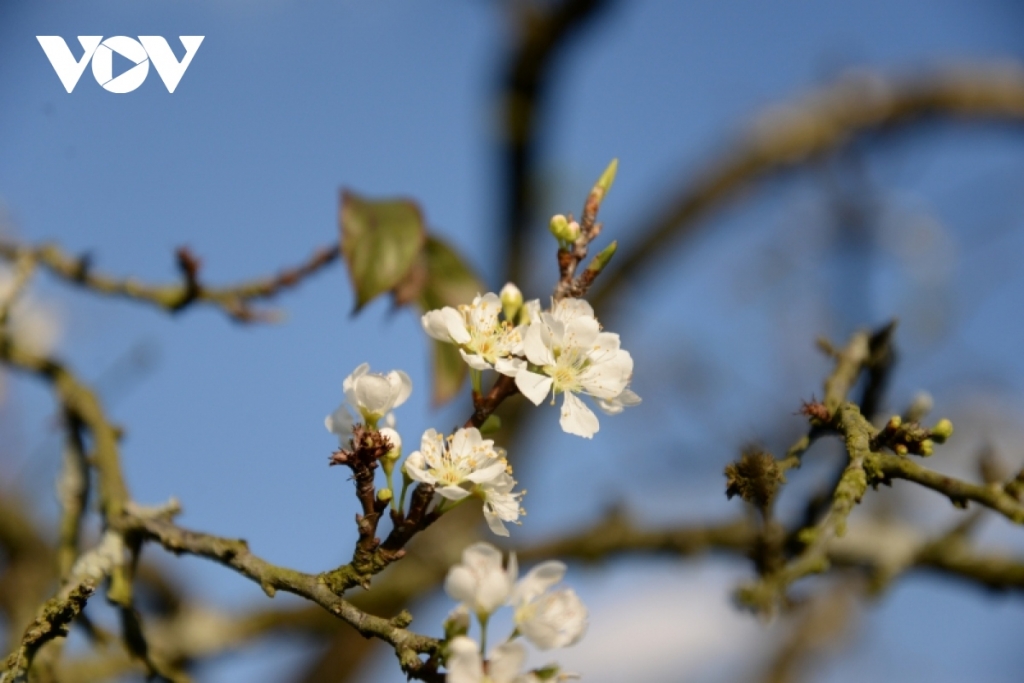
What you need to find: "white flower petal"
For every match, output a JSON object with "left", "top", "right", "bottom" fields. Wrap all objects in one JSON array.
[
  {"left": 445, "top": 566, "right": 480, "bottom": 605},
  {"left": 559, "top": 392, "right": 599, "bottom": 438},
  {"left": 579, "top": 349, "right": 633, "bottom": 399},
  {"left": 523, "top": 324, "right": 556, "bottom": 367},
  {"left": 494, "top": 356, "right": 525, "bottom": 378},
  {"left": 562, "top": 315, "right": 600, "bottom": 351},
  {"left": 459, "top": 348, "right": 493, "bottom": 371},
  {"left": 388, "top": 370, "right": 413, "bottom": 408},
  {"left": 511, "top": 561, "right": 567, "bottom": 604},
  {"left": 421, "top": 310, "right": 453, "bottom": 341},
  {"left": 445, "top": 636, "right": 483, "bottom": 683},
  {"left": 324, "top": 405, "right": 354, "bottom": 436},
  {"left": 488, "top": 641, "right": 528, "bottom": 683},
  {"left": 483, "top": 507, "right": 510, "bottom": 536},
  {"left": 443, "top": 307, "right": 472, "bottom": 344},
  {"left": 354, "top": 374, "right": 395, "bottom": 415},
  {"left": 438, "top": 484, "right": 472, "bottom": 501},
  {"left": 515, "top": 370, "right": 553, "bottom": 406}
]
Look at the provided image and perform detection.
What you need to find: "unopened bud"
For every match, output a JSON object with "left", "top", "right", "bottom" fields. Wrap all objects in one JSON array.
[
  {"left": 593, "top": 158, "right": 618, "bottom": 200},
  {"left": 919, "top": 439, "right": 934, "bottom": 457},
  {"left": 379, "top": 427, "right": 402, "bottom": 460},
  {"left": 500, "top": 283, "right": 523, "bottom": 321},
  {"left": 931, "top": 419, "right": 954, "bottom": 443},
  {"left": 377, "top": 488, "right": 393, "bottom": 503},
  {"left": 565, "top": 220, "right": 580, "bottom": 242},
  {"left": 894, "top": 444, "right": 908, "bottom": 456},
  {"left": 586, "top": 240, "right": 618, "bottom": 273},
  {"left": 443, "top": 605, "right": 470, "bottom": 640},
  {"left": 886, "top": 415, "right": 902, "bottom": 431},
  {"left": 549, "top": 214, "right": 570, "bottom": 240}
]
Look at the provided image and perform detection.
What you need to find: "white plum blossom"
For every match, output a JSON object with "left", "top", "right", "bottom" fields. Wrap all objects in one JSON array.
[
  {"left": 479, "top": 471, "right": 525, "bottom": 537},
  {"left": 445, "top": 543, "right": 518, "bottom": 619},
  {"left": 405, "top": 428, "right": 508, "bottom": 500},
  {"left": 421, "top": 292, "right": 525, "bottom": 374},
  {"left": 512, "top": 298, "right": 634, "bottom": 438},
  {"left": 446, "top": 637, "right": 537, "bottom": 683},
  {"left": 510, "top": 561, "right": 588, "bottom": 650},
  {"left": 325, "top": 363, "right": 412, "bottom": 435}
]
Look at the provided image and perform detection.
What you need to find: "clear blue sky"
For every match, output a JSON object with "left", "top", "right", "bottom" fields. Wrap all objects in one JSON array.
[{"left": 3, "top": 1, "right": 1024, "bottom": 681}]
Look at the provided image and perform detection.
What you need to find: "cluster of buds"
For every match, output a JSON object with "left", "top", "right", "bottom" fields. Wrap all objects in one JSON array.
[
  {"left": 443, "top": 543, "right": 586, "bottom": 682},
  {"left": 871, "top": 415, "right": 954, "bottom": 457}
]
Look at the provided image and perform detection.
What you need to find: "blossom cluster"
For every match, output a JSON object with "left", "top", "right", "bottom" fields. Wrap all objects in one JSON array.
[
  {"left": 422, "top": 284, "right": 640, "bottom": 439},
  {"left": 325, "top": 363, "right": 525, "bottom": 536},
  {"left": 444, "top": 543, "right": 586, "bottom": 683}
]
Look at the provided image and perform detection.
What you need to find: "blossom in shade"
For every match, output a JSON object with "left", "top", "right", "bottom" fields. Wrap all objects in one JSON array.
[
  {"left": 324, "top": 363, "right": 412, "bottom": 435},
  {"left": 421, "top": 293, "right": 524, "bottom": 374},
  {"left": 512, "top": 298, "right": 633, "bottom": 438},
  {"left": 446, "top": 637, "right": 536, "bottom": 683},
  {"left": 509, "top": 561, "right": 588, "bottom": 650},
  {"left": 444, "top": 543, "right": 518, "bottom": 619}
]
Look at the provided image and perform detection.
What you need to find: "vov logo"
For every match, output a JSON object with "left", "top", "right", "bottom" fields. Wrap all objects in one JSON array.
[{"left": 37, "top": 36, "right": 204, "bottom": 93}]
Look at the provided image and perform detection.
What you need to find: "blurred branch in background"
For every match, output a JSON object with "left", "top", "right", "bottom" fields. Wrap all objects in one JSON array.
[
  {"left": 0, "top": 240, "right": 338, "bottom": 323},
  {"left": 6, "top": 37, "right": 1024, "bottom": 682}
]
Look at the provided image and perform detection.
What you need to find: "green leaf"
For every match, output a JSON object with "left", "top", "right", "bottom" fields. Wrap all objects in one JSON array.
[
  {"left": 417, "top": 236, "right": 483, "bottom": 311},
  {"left": 417, "top": 236, "right": 484, "bottom": 406},
  {"left": 431, "top": 340, "right": 467, "bottom": 407},
  {"left": 339, "top": 190, "right": 425, "bottom": 311}
]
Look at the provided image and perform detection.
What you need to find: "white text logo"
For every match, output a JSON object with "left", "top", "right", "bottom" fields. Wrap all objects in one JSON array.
[{"left": 36, "top": 36, "right": 204, "bottom": 93}]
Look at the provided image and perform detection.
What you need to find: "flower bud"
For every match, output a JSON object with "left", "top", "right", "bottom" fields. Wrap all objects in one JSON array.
[
  {"left": 549, "top": 214, "right": 570, "bottom": 239},
  {"left": 931, "top": 418, "right": 954, "bottom": 443},
  {"left": 565, "top": 220, "right": 580, "bottom": 242},
  {"left": 377, "top": 488, "right": 393, "bottom": 503},
  {"left": 379, "top": 427, "right": 402, "bottom": 461},
  {"left": 894, "top": 443, "right": 908, "bottom": 456},
  {"left": 443, "top": 605, "right": 471, "bottom": 640},
  {"left": 500, "top": 282, "right": 523, "bottom": 322},
  {"left": 886, "top": 415, "right": 902, "bottom": 431},
  {"left": 919, "top": 439, "right": 934, "bottom": 457}
]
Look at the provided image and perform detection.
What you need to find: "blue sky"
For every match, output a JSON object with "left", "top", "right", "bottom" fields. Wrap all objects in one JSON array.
[{"left": 3, "top": 1, "right": 1024, "bottom": 681}]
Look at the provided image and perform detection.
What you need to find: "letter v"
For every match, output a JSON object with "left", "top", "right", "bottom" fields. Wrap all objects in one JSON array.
[
  {"left": 37, "top": 36, "right": 102, "bottom": 93},
  {"left": 139, "top": 36, "right": 204, "bottom": 93}
]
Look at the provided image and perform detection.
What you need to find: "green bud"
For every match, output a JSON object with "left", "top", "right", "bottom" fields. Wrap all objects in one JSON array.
[
  {"left": 894, "top": 443, "right": 908, "bottom": 456},
  {"left": 593, "top": 158, "right": 618, "bottom": 200},
  {"left": 549, "top": 214, "right": 569, "bottom": 239},
  {"left": 443, "top": 606, "right": 470, "bottom": 640},
  {"left": 586, "top": 240, "right": 618, "bottom": 273},
  {"left": 919, "top": 439, "right": 934, "bottom": 457},
  {"left": 377, "top": 488, "right": 393, "bottom": 503},
  {"left": 500, "top": 282, "right": 523, "bottom": 321},
  {"left": 886, "top": 415, "right": 902, "bottom": 431},
  {"left": 931, "top": 418, "right": 954, "bottom": 443}
]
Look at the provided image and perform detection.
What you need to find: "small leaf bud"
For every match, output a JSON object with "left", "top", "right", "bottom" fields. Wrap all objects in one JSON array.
[
  {"left": 593, "top": 158, "right": 618, "bottom": 200},
  {"left": 931, "top": 418, "right": 954, "bottom": 443},
  {"left": 500, "top": 282, "right": 523, "bottom": 321},
  {"left": 586, "top": 240, "right": 618, "bottom": 273}
]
